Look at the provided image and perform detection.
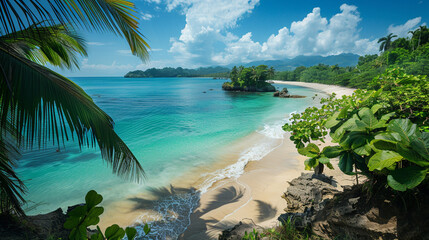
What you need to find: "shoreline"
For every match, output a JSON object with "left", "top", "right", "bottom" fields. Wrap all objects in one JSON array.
[
  {"left": 98, "top": 81, "right": 355, "bottom": 239},
  {"left": 271, "top": 80, "right": 356, "bottom": 97},
  {"left": 180, "top": 81, "right": 356, "bottom": 239}
]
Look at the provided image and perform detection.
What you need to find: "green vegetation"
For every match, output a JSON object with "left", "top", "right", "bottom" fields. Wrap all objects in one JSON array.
[
  {"left": 283, "top": 68, "right": 429, "bottom": 191},
  {"left": 273, "top": 26, "right": 429, "bottom": 88},
  {"left": 222, "top": 65, "right": 275, "bottom": 91},
  {"left": 1, "top": 0, "right": 148, "bottom": 216},
  {"left": 124, "top": 66, "right": 230, "bottom": 78},
  {"left": 241, "top": 217, "right": 318, "bottom": 240},
  {"left": 64, "top": 190, "right": 150, "bottom": 240}
]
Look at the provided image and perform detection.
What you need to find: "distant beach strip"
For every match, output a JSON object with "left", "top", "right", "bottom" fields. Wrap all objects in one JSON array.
[{"left": 271, "top": 80, "right": 356, "bottom": 97}]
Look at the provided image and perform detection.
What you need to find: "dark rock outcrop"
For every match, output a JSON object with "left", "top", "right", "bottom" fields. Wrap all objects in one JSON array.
[
  {"left": 279, "top": 173, "right": 429, "bottom": 240},
  {"left": 0, "top": 208, "right": 69, "bottom": 240},
  {"left": 0, "top": 204, "right": 99, "bottom": 240},
  {"left": 273, "top": 88, "right": 305, "bottom": 98},
  {"left": 222, "top": 83, "right": 276, "bottom": 92},
  {"left": 218, "top": 220, "right": 261, "bottom": 240}
]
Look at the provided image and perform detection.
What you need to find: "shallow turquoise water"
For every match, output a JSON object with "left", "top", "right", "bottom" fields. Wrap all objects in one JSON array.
[{"left": 16, "top": 78, "right": 324, "bottom": 236}]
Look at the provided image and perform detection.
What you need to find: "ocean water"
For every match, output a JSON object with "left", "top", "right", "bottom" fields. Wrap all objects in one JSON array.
[{"left": 16, "top": 77, "right": 325, "bottom": 238}]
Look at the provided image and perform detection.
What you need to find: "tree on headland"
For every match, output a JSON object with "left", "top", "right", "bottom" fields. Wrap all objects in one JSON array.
[
  {"left": 378, "top": 33, "right": 398, "bottom": 52},
  {"left": 0, "top": 0, "right": 149, "bottom": 215}
]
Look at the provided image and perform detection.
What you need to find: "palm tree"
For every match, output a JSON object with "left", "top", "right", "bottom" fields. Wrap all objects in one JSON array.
[
  {"left": 268, "top": 67, "right": 275, "bottom": 79},
  {"left": 1, "top": 0, "right": 150, "bottom": 215},
  {"left": 378, "top": 33, "right": 397, "bottom": 52}
]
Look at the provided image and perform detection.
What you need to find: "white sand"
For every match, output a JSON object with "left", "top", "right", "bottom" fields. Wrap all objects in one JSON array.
[{"left": 271, "top": 80, "right": 356, "bottom": 98}]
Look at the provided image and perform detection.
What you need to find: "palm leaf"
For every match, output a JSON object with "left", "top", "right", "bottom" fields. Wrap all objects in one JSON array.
[
  {"left": 0, "top": 0, "right": 150, "bottom": 60},
  {"left": 0, "top": 47, "right": 144, "bottom": 182},
  {"left": 0, "top": 24, "right": 87, "bottom": 69},
  {"left": 0, "top": 120, "right": 25, "bottom": 216}
]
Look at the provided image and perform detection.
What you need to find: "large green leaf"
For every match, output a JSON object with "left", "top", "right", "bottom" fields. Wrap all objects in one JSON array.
[
  {"left": 126, "top": 227, "right": 137, "bottom": 240},
  {"left": 396, "top": 144, "right": 429, "bottom": 167},
  {"left": 298, "top": 143, "right": 320, "bottom": 157},
  {"left": 322, "top": 146, "right": 343, "bottom": 158},
  {"left": 387, "top": 166, "right": 427, "bottom": 191},
  {"left": 411, "top": 132, "right": 429, "bottom": 160},
  {"left": 0, "top": 48, "right": 144, "bottom": 182},
  {"left": 387, "top": 119, "right": 418, "bottom": 146},
  {"left": 0, "top": 0, "right": 150, "bottom": 61},
  {"left": 325, "top": 111, "right": 340, "bottom": 128},
  {"left": 368, "top": 151, "right": 402, "bottom": 171},
  {"left": 339, "top": 152, "right": 354, "bottom": 174},
  {"left": 105, "top": 224, "right": 125, "bottom": 239},
  {"left": 85, "top": 190, "right": 103, "bottom": 209},
  {"left": 356, "top": 107, "right": 378, "bottom": 130}
]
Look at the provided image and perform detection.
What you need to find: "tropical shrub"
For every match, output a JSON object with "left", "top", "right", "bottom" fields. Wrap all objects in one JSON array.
[
  {"left": 369, "top": 68, "right": 429, "bottom": 131},
  {"left": 64, "top": 190, "right": 150, "bottom": 240}
]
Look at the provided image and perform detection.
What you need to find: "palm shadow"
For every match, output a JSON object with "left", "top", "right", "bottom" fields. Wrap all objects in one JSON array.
[{"left": 254, "top": 200, "right": 277, "bottom": 222}]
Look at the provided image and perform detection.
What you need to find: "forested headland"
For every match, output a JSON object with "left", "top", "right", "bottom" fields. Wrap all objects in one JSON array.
[{"left": 273, "top": 26, "right": 429, "bottom": 88}]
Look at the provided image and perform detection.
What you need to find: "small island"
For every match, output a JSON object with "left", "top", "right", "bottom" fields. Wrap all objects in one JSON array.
[
  {"left": 273, "top": 87, "right": 306, "bottom": 98},
  {"left": 222, "top": 65, "right": 276, "bottom": 92}
]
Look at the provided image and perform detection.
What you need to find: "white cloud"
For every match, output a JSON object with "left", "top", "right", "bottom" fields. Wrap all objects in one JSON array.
[
  {"left": 388, "top": 17, "right": 421, "bottom": 38},
  {"left": 141, "top": 12, "right": 153, "bottom": 20},
  {"left": 117, "top": 49, "right": 132, "bottom": 55},
  {"left": 87, "top": 42, "right": 105, "bottom": 46},
  {"left": 167, "top": 0, "right": 259, "bottom": 65},
  {"left": 150, "top": 48, "right": 163, "bottom": 52},
  {"left": 81, "top": 59, "right": 133, "bottom": 70},
  {"left": 213, "top": 4, "right": 380, "bottom": 65}
]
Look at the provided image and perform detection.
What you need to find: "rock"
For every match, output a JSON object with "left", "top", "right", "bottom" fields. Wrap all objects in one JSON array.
[
  {"left": 273, "top": 88, "right": 305, "bottom": 98},
  {"left": 0, "top": 204, "right": 98, "bottom": 240},
  {"left": 282, "top": 173, "right": 339, "bottom": 213},
  {"left": 222, "top": 82, "right": 276, "bottom": 92},
  {"left": 0, "top": 208, "right": 69, "bottom": 240},
  {"left": 279, "top": 174, "right": 429, "bottom": 240},
  {"left": 218, "top": 220, "right": 261, "bottom": 240}
]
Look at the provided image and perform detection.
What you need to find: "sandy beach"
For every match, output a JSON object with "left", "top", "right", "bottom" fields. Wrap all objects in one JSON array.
[
  {"left": 98, "top": 81, "right": 356, "bottom": 239},
  {"left": 180, "top": 82, "right": 356, "bottom": 239},
  {"left": 271, "top": 80, "right": 356, "bottom": 97}
]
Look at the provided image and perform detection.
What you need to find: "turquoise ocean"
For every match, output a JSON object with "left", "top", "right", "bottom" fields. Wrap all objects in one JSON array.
[{"left": 16, "top": 77, "right": 325, "bottom": 239}]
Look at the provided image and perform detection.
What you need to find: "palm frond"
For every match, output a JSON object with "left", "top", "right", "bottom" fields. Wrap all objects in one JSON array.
[
  {"left": 0, "top": 47, "right": 144, "bottom": 182},
  {"left": 0, "top": 24, "right": 87, "bottom": 69},
  {"left": 0, "top": 0, "right": 150, "bottom": 61},
  {"left": 0, "top": 120, "right": 25, "bottom": 216}
]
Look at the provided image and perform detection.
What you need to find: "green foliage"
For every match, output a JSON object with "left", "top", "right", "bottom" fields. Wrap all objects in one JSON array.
[
  {"left": 124, "top": 66, "right": 230, "bottom": 78},
  {"left": 241, "top": 217, "right": 318, "bottom": 240},
  {"left": 224, "top": 65, "right": 275, "bottom": 89},
  {"left": 284, "top": 74, "right": 429, "bottom": 191},
  {"left": 64, "top": 190, "right": 150, "bottom": 240},
  {"left": 369, "top": 68, "right": 429, "bottom": 131},
  {"left": 1, "top": 0, "right": 150, "bottom": 215}
]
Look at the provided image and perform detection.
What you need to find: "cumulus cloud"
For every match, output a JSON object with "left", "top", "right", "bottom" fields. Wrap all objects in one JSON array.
[
  {"left": 141, "top": 12, "right": 153, "bottom": 20},
  {"left": 167, "top": 0, "right": 259, "bottom": 65},
  {"left": 388, "top": 17, "right": 421, "bottom": 37},
  {"left": 214, "top": 4, "right": 382, "bottom": 64},
  {"left": 135, "top": 1, "right": 423, "bottom": 67}
]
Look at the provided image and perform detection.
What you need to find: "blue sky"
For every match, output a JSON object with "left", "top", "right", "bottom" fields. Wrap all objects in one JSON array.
[{"left": 54, "top": 0, "right": 429, "bottom": 77}]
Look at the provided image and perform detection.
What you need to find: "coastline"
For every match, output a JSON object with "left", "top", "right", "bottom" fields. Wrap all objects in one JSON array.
[
  {"left": 98, "top": 81, "right": 356, "bottom": 239},
  {"left": 271, "top": 80, "right": 356, "bottom": 97},
  {"left": 180, "top": 82, "right": 356, "bottom": 239}
]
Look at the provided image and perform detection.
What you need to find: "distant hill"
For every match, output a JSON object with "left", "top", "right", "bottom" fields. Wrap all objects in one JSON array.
[
  {"left": 239, "top": 53, "right": 360, "bottom": 71},
  {"left": 124, "top": 66, "right": 230, "bottom": 78},
  {"left": 124, "top": 53, "right": 360, "bottom": 78}
]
